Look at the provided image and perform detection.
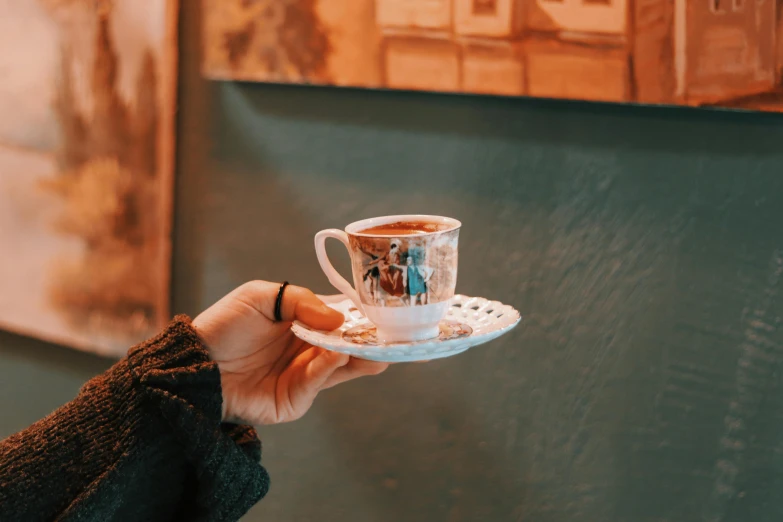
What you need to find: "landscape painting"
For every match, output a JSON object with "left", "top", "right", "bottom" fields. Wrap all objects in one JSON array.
[
  {"left": 202, "top": 0, "right": 783, "bottom": 112},
  {"left": 0, "top": 0, "right": 178, "bottom": 356}
]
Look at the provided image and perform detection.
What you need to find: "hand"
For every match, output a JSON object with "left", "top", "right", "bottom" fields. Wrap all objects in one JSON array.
[{"left": 192, "top": 281, "right": 389, "bottom": 425}]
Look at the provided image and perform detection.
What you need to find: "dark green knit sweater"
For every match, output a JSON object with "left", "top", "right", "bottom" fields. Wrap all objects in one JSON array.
[{"left": 0, "top": 316, "right": 270, "bottom": 521}]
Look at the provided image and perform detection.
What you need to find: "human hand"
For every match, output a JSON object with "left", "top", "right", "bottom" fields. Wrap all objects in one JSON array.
[{"left": 192, "top": 281, "right": 389, "bottom": 425}]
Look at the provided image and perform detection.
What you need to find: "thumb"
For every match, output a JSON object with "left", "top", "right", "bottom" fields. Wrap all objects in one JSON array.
[{"left": 285, "top": 287, "right": 345, "bottom": 331}]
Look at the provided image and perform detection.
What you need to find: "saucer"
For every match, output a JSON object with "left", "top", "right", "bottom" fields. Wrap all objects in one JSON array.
[{"left": 291, "top": 294, "right": 521, "bottom": 363}]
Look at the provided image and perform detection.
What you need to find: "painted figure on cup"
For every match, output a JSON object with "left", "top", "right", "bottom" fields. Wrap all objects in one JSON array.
[
  {"left": 364, "top": 241, "right": 406, "bottom": 305},
  {"left": 405, "top": 247, "right": 433, "bottom": 306},
  {"left": 362, "top": 265, "right": 380, "bottom": 300}
]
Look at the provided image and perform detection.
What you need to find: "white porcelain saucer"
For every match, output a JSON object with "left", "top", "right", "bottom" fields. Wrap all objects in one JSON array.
[{"left": 291, "top": 294, "right": 521, "bottom": 363}]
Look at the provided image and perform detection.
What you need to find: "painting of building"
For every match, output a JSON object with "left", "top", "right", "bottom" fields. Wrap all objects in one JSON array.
[
  {"left": 677, "top": 0, "right": 776, "bottom": 104},
  {"left": 0, "top": 0, "right": 178, "bottom": 356},
  {"left": 203, "top": 0, "right": 783, "bottom": 112}
]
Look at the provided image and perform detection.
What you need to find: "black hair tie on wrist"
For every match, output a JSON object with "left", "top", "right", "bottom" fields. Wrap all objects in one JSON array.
[{"left": 274, "top": 281, "right": 289, "bottom": 322}]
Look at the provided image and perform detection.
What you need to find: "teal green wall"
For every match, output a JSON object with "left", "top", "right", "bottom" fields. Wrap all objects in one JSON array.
[{"left": 3, "top": 3, "right": 783, "bottom": 521}]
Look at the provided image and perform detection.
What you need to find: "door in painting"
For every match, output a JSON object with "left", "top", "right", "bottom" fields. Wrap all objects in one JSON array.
[{"left": 679, "top": 0, "right": 776, "bottom": 103}]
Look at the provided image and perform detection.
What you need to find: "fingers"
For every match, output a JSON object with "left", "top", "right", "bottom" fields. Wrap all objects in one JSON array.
[
  {"left": 281, "top": 349, "right": 388, "bottom": 422},
  {"left": 302, "top": 349, "right": 351, "bottom": 392},
  {"left": 291, "top": 350, "right": 387, "bottom": 398},
  {"left": 321, "top": 357, "right": 389, "bottom": 390},
  {"left": 236, "top": 281, "right": 345, "bottom": 330}
]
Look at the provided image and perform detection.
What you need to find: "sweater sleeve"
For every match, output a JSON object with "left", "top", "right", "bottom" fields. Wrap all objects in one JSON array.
[{"left": 0, "top": 316, "right": 270, "bottom": 522}]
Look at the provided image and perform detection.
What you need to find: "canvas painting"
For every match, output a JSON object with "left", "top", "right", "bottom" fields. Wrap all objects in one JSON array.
[
  {"left": 202, "top": 0, "right": 783, "bottom": 112},
  {"left": 0, "top": 0, "right": 178, "bottom": 356}
]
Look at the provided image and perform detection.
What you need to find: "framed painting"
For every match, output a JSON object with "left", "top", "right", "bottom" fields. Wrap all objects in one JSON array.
[
  {"left": 0, "top": 0, "right": 178, "bottom": 356},
  {"left": 202, "top": 0, "right": 783, "bottom": 112}
]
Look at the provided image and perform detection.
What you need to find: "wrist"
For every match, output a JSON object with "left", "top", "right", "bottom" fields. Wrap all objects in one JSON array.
[{"left": 217, "top": 372, "right": 242, "bottom": 424}]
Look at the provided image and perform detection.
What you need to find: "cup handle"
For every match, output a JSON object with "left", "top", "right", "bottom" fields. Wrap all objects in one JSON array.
[{"left": 315, "top": 229, "right": 365, "bottom": 313}]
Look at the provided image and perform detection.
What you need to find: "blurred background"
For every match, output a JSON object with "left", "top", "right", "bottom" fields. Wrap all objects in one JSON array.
[{"left": 3, "top": 2, "right": 783, "bottom": 521}]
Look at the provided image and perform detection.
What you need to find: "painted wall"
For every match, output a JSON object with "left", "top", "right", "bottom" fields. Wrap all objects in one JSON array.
[{"left": 2, "top": 3, "right": 783, "bottom": 521}]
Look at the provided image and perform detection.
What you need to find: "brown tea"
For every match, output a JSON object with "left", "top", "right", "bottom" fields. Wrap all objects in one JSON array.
[{"left": 358, "top": 220, "right": 452, "bottom": 236}]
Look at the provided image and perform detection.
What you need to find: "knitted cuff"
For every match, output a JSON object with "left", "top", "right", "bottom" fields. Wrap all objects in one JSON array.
[
  {"left": 127, "top": 315, "right": 223, "bottom": 424},
  {"left": 127, "top": 315, "right": 269, "bottom": 520}
]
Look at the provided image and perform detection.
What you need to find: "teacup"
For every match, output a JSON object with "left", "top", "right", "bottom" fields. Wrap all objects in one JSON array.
[{"left": 315, "top": 215, "right": 461, "bottom": 343}]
